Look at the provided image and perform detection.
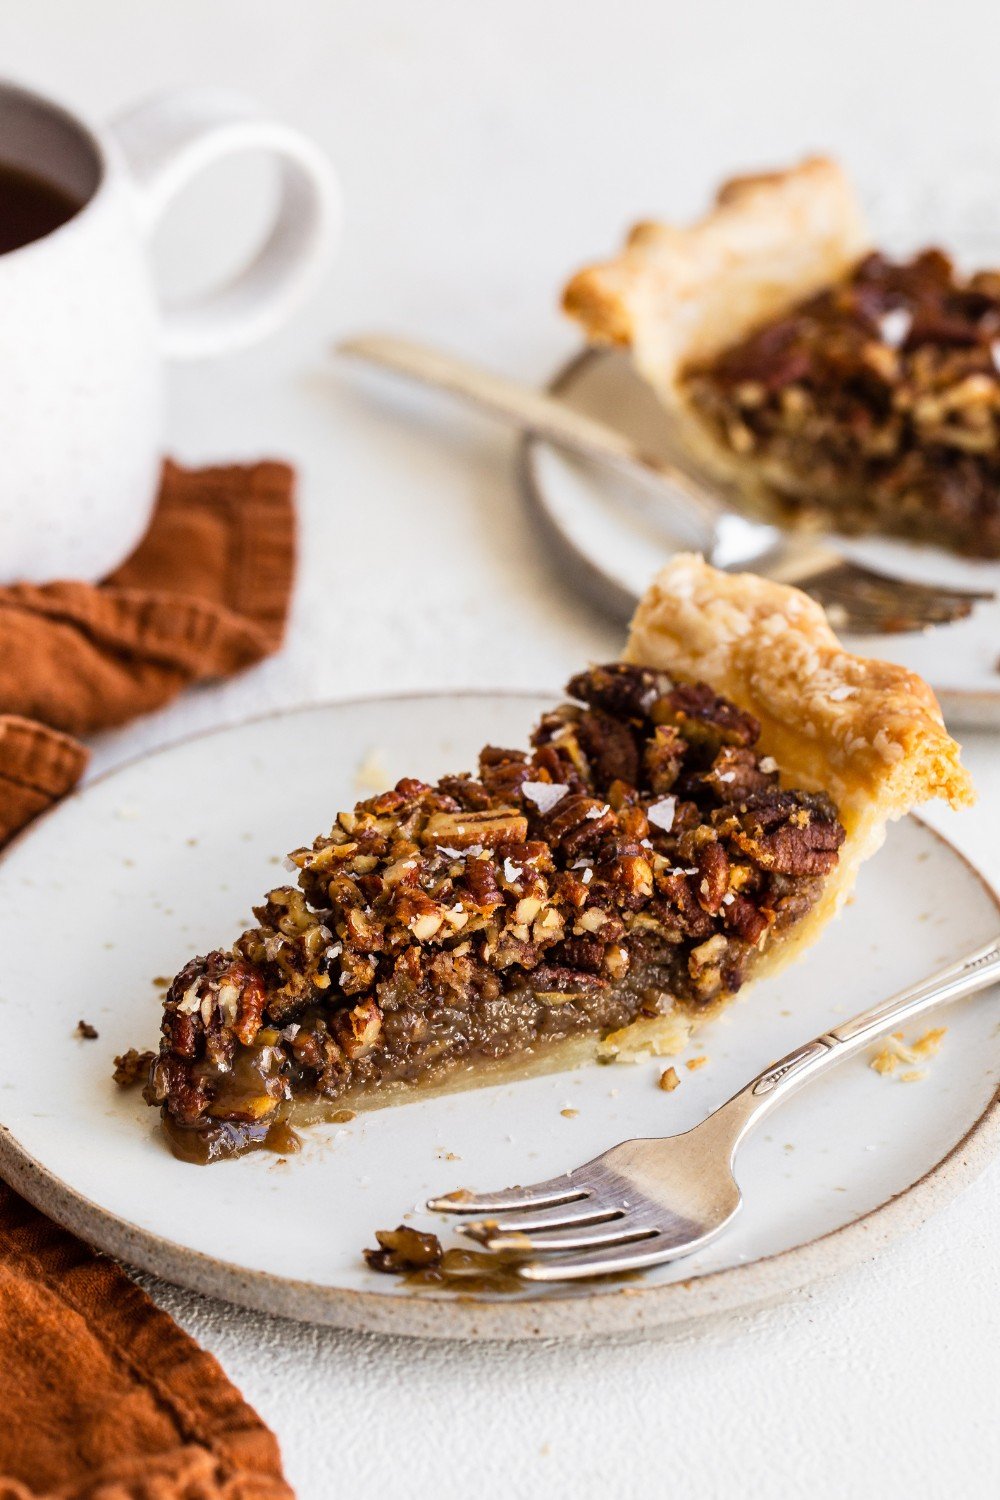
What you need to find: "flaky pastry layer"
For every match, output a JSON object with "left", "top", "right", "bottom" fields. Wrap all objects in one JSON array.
[
  {"left": 624, "top": 554, "right": 974, "bottom": 981},
  {"left": 564, "top": 156, "right": 869, "bottom": 395}
]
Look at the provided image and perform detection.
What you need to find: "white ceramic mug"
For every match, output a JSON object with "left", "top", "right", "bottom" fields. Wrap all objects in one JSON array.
[{"left": 0, "top": 79, "right": 341, "bottom": 584}]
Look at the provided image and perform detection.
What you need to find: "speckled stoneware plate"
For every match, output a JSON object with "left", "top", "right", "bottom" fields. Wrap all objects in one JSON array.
[
  {"left": 1, "top": 692, "right": 999, "bottom": 1342},
  {"left": 522, "top": 350, "right": 1000, "bottom": 729}
]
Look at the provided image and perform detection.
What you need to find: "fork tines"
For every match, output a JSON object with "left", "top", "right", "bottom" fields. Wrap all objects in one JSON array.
[{"left": 427, "top": 1167, "right": 707, "bottom": 1282}]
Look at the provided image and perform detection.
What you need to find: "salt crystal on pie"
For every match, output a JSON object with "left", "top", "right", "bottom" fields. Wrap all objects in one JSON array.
[
  {"left": 877, "top": 307, "right": 912, "bottom": 349},
  {"left": 647, "top": 795, "right": 677, "bottom": 832},
  {"left": 522, "top": 781, "right": 569, "bottom": 814}
]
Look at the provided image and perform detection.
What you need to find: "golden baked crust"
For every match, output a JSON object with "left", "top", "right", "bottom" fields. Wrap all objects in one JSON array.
[
  {"left": 563, "top": 156, "right": 870, "bottom": 399},
  {"left": 624, "top": 553, "right": 974, "bottom": 981}
]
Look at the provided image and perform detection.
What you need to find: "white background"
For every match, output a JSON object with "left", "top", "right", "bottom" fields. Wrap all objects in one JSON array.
[{"left": 4, "top": 3, "right": 1000, "bottom": 1495}]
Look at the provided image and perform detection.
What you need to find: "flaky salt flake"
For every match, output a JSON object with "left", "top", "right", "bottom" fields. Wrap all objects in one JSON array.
[
  {"left": 438, "top": 845, "right": 466, "bottom": 860},
  {"left": 586, "top": 803, "right": 611, "bottom": 820},
  {"left": 759, "top": 756, "right": 779, "bottom": 773},
  {"left": 722, "top": 892, "right": 736, "bottom": 906},
  {"left": 582, "top": 868, "right": 593, "bottom": 885},
  {"left": 828, "top": 684, "right": 857, "bottom": 702},
  {"left": 877, "top": 307, "right": 913, "bottom": 349},
  {"left": 325, "top": 942, "right": 343, "bottom": 960},
  {"left": 503, "top": 857, "right": 523, "bottom": 883},
  {"left": 522, "top": 781, "right": 569, "bottom": 815},
  {"left": 647, "top": 796, "right": 677, "bottom": 832}
]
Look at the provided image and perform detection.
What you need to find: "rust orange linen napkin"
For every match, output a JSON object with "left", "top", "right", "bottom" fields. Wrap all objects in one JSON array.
[{"left": 0, "top": 460, "right": 296, "bottom": 1500}]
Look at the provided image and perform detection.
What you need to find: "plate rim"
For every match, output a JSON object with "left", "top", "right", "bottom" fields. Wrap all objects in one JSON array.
[
  {"left": 521, "top": 346, "right": 1000, "bottom": 729},
  {"left": 1, "top": 690, "right": 998, "bottom": 1343}
]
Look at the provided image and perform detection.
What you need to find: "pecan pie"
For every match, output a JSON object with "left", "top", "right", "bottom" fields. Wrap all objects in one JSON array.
[
  {"left": 142, "top": 560, "right": 971, "bottom": 1161},
  {"left": 564, "top": 157, "right": 1000, "bottom": 557}
]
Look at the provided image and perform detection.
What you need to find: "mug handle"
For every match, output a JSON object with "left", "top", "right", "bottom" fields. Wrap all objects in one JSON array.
[{"left": 111, "top": 89, "right": 341, "bottom": 361}]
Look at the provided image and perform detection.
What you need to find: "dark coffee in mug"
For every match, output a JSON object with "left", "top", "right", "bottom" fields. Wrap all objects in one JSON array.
[
  {"left": 0, "top": 77, "right": 336, "bottom": 585},
  {"left": 0, "top": 161, "right": 82, "bottom": 254}
]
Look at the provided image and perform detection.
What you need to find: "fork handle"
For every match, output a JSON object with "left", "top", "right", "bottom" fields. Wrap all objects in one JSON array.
[
  {"left": 337, "top": 333, "right": 726, "bottom": 546},
  {"left": 712, "top": 938, "right": 1000, "bottom": 1153}
]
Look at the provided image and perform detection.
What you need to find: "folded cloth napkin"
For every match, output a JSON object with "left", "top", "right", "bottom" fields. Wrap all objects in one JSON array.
[
  {"left": 0, "top": 458, "right": 295, "bottom": 847},
  {"left": 0, "top": 460, "right": 296, "bottom": 1500}
]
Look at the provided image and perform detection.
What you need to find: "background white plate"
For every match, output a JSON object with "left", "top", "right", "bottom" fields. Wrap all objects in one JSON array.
[
  {"left": 523, "top": 351, "right": 1000, "bottom": 729},
  {"left": 1, "top": 692, "right": 998, "bottom": 1341}
]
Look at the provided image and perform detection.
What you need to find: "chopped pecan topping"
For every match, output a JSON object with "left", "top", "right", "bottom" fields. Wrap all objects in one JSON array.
[
  {"left": 685, "top": 249, "right": 1000, "bottom": 558},
  {"left": 695, "top": 841, "right": 730, "bottom": 913},
  {"left": 422, "top": 807, "right": 529, "bottom": 848},
  {"left": 147, "top": 664, "right": 845, "bottom": 1146},
  {"left": 335, "top": 998, "right": 383, "bottom": 1058},
  {"left": 364, "top": 1224, "right": 444, "bottom": 1274},
  {"left": 113, "top": 1048, "right": 156, "bottom": 1088},
  {"left": 644, "top": 724, "right": 685, "bottom": 794},
  {"left": 566, "top": 663, "right": 674, "bottom": 720}
]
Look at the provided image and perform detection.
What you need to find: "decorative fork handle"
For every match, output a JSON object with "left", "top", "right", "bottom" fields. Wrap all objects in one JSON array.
[
  {"left": 715, "top": 938, "right": 1000, "bottom": 1152},
  {"left": 337, "top": 333, "right": 732, "bottom": 548}
]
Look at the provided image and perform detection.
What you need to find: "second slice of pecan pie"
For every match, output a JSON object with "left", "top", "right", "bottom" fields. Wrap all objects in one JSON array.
[
  {"left": 142, "top": 558, "right": 972, "bottom": 1161},
  {"left": 564, "top": 157, "right": 1000, "bottom": 558}
]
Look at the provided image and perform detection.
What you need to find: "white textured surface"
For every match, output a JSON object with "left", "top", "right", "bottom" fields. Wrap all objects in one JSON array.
[{"left": 4, "top": 1, "right": 1000, "bottom": 1495}]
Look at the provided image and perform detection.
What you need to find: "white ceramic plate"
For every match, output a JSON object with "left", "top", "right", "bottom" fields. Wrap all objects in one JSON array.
[
  {"left": 1, "top": 692, "right": 998, "bottom": 1342},
  {"left": 522, "top": 350, "right": 1000, "bottom": 729}
]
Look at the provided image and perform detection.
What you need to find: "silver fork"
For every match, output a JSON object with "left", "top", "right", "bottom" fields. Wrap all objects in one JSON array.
[
  {"left": 428, "top": 938, "right": 1000, "bottom": 1282},
  {"left": 337, "top": 335, "right": 994, "bottom": 635}
]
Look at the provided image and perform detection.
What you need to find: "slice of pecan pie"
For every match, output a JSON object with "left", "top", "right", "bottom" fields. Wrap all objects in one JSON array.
[
  {"left": 143, "top": 559, "right": 972, "bottom": 1161},
  {"left": 564, "top": 157, "right": 1000, "bottom": 557}
]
